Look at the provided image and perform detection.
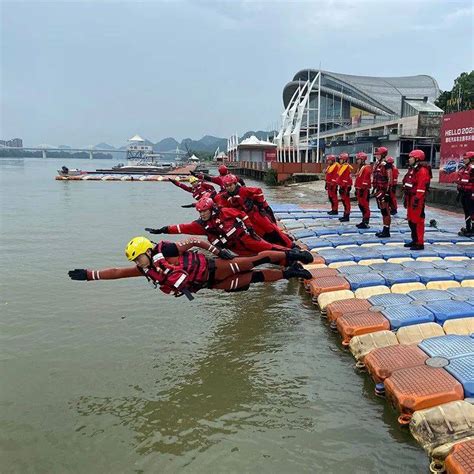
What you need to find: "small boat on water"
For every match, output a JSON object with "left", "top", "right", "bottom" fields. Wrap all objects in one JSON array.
[{"left": 57, "top": 166, "right": 86, "bottom": 177}]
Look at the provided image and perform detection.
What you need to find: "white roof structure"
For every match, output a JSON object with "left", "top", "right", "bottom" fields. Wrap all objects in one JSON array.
[
  {"left": 128, "top": 134, "right": 145, "bottom": 142},
  {"left": 188, "top": 154, "right": 200, "bottom": 161},
  {"left": 239, "top": 135, "right": 277, "bottom": 147}
]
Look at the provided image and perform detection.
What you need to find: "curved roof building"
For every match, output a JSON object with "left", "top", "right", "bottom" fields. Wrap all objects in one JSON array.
[{"left": 283, "top": 70, "right": 440, "bottom": 118}]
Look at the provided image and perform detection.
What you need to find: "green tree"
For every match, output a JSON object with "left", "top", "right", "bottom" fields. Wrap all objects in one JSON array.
[{"left": 436, "top": 71, "right": 474, "bottom": 113}]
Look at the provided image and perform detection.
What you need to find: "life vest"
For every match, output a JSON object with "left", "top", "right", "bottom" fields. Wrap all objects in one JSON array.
[
  {"left": 220, "top": 185, "right": 265, "bottom": 213},
  {"left": 354, "top": 164, "right": 372, "bottom": 189},
  {"left": 337, "top": 163, "right": 353, "bottom": 187},
  {"left": 372, "top": 160, "right": 389, "bottom": 189},
  {"left": 198, "top": 209, "right": 248, "bottom": 247},
  {"left": 403, "top": 163, "right": 432, "bottom": 195},
  {"left": 325, "top": 163, "right": 340, "bottom": 185},
  {"left": 457, "top": 163, "right": 474, "bottom": 192},
  {"left": 193, "top": 183, "right": 216, "bottom": 200},
  {"left": 144, "top": 243, "right": 209, "bottom": 298}
]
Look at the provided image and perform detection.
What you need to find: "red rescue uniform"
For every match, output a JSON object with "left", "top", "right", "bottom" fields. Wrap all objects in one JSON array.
[
  {"left": 325, "top": 162, "right": 340, "bottom": 212},
  {"left": 163, "top": 207, "right": 288, "bottom": 257},
  {"left": 403, "top": 163, "right": 432, "bottom": 245},
  {"left": 169, "top": 179, "right": 216, "bottom": 200},
  {"left": 82, "top": 240, "right": 293, "bottom": 296},
  {"left": 456, "top": 163, "right": 474, "bottom": 233},
  {"left": 354, "top": 163, "right": 372, "bottom": 222},
  {"left": 215, "top": 185, "right": 293, "bottom": 248},
  {"left": 337, "top": 163, "right": 353, "bottom": 216},
  {"left": 390, "top": 165, "right": 399, "bottom": 213},
  {"left": 372, "top": 160, "right": 392, "bottom": 228}
]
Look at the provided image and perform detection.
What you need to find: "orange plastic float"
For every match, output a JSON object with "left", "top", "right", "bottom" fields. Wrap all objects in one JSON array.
[
  {"left": 384, "top": 366, "right": 464, "bottom": 424},
  {"left": 445, "top": 439, "right": 474, "bottom": 474},
  {"left": 303, "top": 267, "right": 339, "bottom": 290},
  {"left": 364, "top": 344, "right": 428, "bottom": 383},
  {"left": 326, "top": 298, "right": 372, "bottom": 323},
  {"left": 308, "top": 276, "right": 350, "bottom": 300},
  {"left": 336, "top": 311, "right": 390, "bottom": 346}
]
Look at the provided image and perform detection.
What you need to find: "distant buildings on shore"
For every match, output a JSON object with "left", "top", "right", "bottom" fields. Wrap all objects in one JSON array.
[{"left": 0, "top": 138, "right": 23, "bottom": 148}]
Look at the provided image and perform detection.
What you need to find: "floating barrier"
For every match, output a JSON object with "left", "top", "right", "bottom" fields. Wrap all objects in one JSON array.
[
  {"left": 55, "top": 175, "right": 192, "bottom": 182},
  {"left": 274, "top": 203, "right": 474, "bottom": 469}
]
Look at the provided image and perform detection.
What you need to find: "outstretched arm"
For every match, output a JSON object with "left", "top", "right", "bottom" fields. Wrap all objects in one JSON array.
[
  {"left": 145, "top": 221, "right": 206, "bottom": 236},
  {"left": 169, "top": 178, "right": 192, "bottom": 193},
  {"left": 68, "top": 266, "right": 142, "bottom": 281}
]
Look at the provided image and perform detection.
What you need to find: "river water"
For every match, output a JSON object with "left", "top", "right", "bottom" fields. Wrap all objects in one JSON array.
[{"left": 1, "top": 158, "right": 427, "bottom": 473}]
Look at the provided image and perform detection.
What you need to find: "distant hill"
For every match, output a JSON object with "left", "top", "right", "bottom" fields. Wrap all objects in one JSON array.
[
  {"left": 154, "top": 137, "right": 180, "bottom": 152},
  {"left": 94, "top": 142, "right": 116, "bottom": 150}
]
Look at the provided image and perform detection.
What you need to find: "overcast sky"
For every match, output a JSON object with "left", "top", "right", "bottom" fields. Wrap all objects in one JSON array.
[{"left": 1, "top": 0, "right": 473, "bottom": 147}]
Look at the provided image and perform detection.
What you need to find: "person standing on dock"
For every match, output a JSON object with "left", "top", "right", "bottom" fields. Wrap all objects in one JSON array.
[
  {"left": 456, "top": 151, "right": 474, "bottom": 237},
  {"left": 372, "top": 147, "right": 393, "bottom": 238},
  {"left": 169, "top": 176, "right": 217, "bottom": 201},
  {"left": 354, "top": 152, "right": 372, "bottom": 229},
  {"left": 336, "top": 153, "right": 353, "bottom": 222},
  {"left": 402, "top": 149, "right": 432, "bottom": 250},
  {"left": 386, "top": 157, "right": 399, "bottom": 215},
  {"left": 324, "top": 155, "right": 340, "bottom": 215},
  {"left": 215, "top": 174, "right": 294, "bottom": 248}
]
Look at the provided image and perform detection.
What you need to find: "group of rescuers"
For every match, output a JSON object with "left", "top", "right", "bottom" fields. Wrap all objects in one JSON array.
[
  {"left": 69, "top": 150, "right": 474, "bottom": 300},
  {"left": 325, "top": 147, "right": 474, "bottom": 250}
]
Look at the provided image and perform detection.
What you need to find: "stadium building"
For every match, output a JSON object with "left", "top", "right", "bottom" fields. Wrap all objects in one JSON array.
[{"left": 275, "top": 69, "right": 443, "bottom": 166}]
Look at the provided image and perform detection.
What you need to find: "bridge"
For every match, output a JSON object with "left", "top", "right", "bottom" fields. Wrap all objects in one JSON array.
[{"left": 0, "top": 146, "right": 188, "bottom": 160}]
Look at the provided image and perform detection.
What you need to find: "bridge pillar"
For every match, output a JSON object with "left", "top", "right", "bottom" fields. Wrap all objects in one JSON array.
[
  {"left": 89, "top": 151, "right": 93, "bottom": 160},
  {"left": 42, "top": 149, "right": 47, "bottom": 159}
]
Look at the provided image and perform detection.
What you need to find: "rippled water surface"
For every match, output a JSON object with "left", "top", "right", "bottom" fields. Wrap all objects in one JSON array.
[{"left": 1, "top": 158, "right": 427, "bottom": 473}]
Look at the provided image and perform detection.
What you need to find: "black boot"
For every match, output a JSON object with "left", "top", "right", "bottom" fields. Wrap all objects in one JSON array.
[
  {"left": 410, "top": 243, "right": 425, "bottom": 250},
  {"left": 356, "top": 221, "right": 370, "bottom": 229},
  {"left": 390, "top": 209, "right": 398, "bottom": 215},
  {"left": 404, "top": 241, "right": 415, "bottom": 248},
  {"left": 339, "top": 214, "right": 350, "bottom": 222},
  {"left": 285, "top": 249, "right": 314, "bottom": 265},
  {"left": 375, "top": 226, "right": 390, "bottom": 238},
  {"left": 327, "top": 210, "right": 338, "bottom": 215},
  {"left": 283, "top": 266, "right": 312, "bottom": 280}
]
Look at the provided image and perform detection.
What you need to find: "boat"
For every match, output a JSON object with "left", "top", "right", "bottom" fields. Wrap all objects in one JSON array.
[{"left": 57, "top": 166, "right": 86, "bottom": 177}]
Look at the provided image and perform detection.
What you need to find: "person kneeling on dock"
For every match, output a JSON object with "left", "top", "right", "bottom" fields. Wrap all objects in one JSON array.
[
  {"left": 68, "top": 237, "right": 312, "bottom": 299},
  {"left": 145, "top": 197, "right": 313, "bottom": 262},
  {"left": 215, "top": 174, "right": 293, "bottom": 248}
]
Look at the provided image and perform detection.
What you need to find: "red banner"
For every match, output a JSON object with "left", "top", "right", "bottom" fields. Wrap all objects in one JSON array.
[
  {"left": 439, "top": 110, "right": 474, "bottom": 183},
  {"left": 264, "top": 150, "right": 277, "bottom": 162}
]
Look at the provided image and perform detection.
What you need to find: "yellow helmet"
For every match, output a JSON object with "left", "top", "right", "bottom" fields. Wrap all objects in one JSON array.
[
  {"left": 189, "top": 176, "right": 199, "bottom": 184},
  {"left": 125, "top": 236, "right": 153, "bottom": 261}
]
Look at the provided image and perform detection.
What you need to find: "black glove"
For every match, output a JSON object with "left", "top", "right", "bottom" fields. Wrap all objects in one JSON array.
[
  {"left": 218, "top": 248, "right": 238, "bottom": 260},
  {"left": 413, "top": 197, "right": 419, "bottom": 209},
  {"left": 264, "top": 205, "right": 276, "bottom": 223},
  {"left": 244, "top": 198, "right": 254, "bottom": 211},
  {"left": 190, "top": 170, "right": 198, "bottom": 177},
  {"left": 181, "top": 203, "right": 195, "bottom": 208},
  {"left": 324, "top": 183, "right": 328, "bottom": 190},
  {"left": 145, "top": 226, "right": 168, "bottom": 234},
  {"left": 68, "top": 269, "right": 88, "bottom": 281}
]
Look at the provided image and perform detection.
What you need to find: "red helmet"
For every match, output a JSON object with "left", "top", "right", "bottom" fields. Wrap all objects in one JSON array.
[
  {"left": 222, "top": 174, "right": 238, "bottom": 186},
  {"left": 463, "top": 151, "right": 474, "bottom": 159},
  {"left": 339, "top": 152, "right": 349, "bottom": 161},
  {"left": 374, "top": 146, "right": 388, "bottom": 156},
  {"left": 385, "top": 156, "right": 394, "bottom": 164},
  {"left": 196, "top": 197, "right": 214, "bottom": 212},
  {"left": 356, "top": 152, "right": 368, "bottom": 161},
  {"left": 409, "top": 149, "right": 425, "bottom": 161},
  {"left": 326, "top": 154, "right": 336, "bottom": 162},
  {"left": 218, "top": 165, "right": 228, "bottom": 176}
]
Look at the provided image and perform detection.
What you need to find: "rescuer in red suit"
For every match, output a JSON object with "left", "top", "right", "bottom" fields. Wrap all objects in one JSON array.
[
  {"left": 386, "top": 156, "right": 399, "bottom": 215},
  {"left": 144, "top": 197, "right": 313, "bottom": 263},
  {"left": 169, "top": 176, "right": 217, "bottom": 203},
  {"left": 456, "top": 151, "right": 474, "bottom": 237},
  {"left": 402, "top": 149, "right": 432, "bottom": 250},
  {"left": 192, "top": 164, "right": 246, "bottom": 191},
  {"left": 324, "top": 154, "right": 340, "bottom": 215},
  {"left": 68, "top": 236, "right": 312, "bottom": 298},
  {"left": 354, "top": 152, "right": 372, "bottom": 228},
  {"left": 215, "top": 174, "right": 293, "bottom": 248},
  {"left": 372, "top": 147, "right": 393, "bottom": 238},
  {"left": 336, "top": 152, "right": 353, "bottom": 222}
]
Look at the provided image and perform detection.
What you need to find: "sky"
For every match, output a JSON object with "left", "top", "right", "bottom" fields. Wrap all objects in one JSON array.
[{"left": 1, "top": 0, "right": 473, "bottom": 148}]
